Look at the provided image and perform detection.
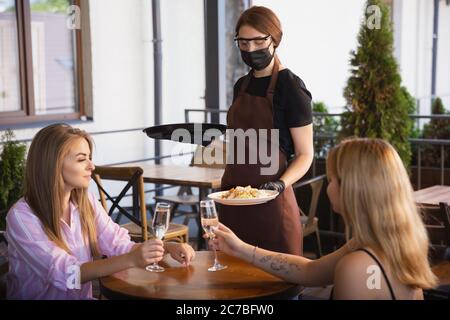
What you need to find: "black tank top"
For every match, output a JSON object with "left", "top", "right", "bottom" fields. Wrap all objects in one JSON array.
[{"left": 329, "top": 248, "right": 397, "bottom": 300}]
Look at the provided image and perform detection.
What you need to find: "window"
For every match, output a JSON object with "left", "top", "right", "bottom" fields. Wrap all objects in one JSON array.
[{"left": 0, "top": 0, "right": 84, "bottom": 126}]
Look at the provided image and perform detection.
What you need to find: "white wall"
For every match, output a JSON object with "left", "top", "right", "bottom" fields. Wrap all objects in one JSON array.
[
  {"left": 4, "top": 0, "right": 205, "bottom": 165},
  {"left": 436, "top": 0, "right": 450, "bottom": 108},
  {"left": 6, "top": 0, "right": 152, "bottom": 163},
  {"left": 393, "top": 0, "right": 450, "bottom": 121},
  {"left": 1, "top": 0, "right": 206, "bottom": 203},
  {"left": 253, "top": 0, "right": 450, "bottom": 114},
  {"left": 87, "top": 0, "right": 149, "bottom": 165},
  {"left": 393, "top": 0, "right": 433, "bottom": 118},
  {"left": 253, "top": 0, "right": 367, "bottom": 112},
  {"left": 159, "top": 0, "right": 205, "bottom": 165}
]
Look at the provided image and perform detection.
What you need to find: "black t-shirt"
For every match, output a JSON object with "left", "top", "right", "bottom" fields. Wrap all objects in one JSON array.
[{"left": 232, "top": 68, "right": 313, "bottom": 158}]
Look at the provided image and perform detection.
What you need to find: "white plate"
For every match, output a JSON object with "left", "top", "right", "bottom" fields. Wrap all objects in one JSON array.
[{"left": 208, "top": 190, "right": 279, "bottom": 206}]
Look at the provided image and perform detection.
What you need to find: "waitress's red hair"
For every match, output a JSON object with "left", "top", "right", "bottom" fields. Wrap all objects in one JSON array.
[{"left": 235, "top": 6, "right": 283, "bottom": 48}]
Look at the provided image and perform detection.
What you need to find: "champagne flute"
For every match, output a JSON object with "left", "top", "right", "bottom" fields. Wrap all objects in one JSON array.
[
  {"left": 200, "top": 200, "right": 227, "bottom": 271},
  {"left": 145, "top": 202, "right": 170, "bottom": 272}
]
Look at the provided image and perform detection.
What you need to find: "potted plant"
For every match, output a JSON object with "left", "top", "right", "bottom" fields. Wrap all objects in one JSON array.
[
  {"left": 0, "top": 129, "right": 26, "bottom": 230},
  {"left": 421, "top": 98, "right": 450, "bottom": 167},
  {"left": 312, "top": 101, "right": 340, "bottom": 160},
  {"left": 409, "top": 98, "right": 450, "bottom": 188},
  {"left": 340, "top": 0, "right": 415, "bottom": 167}
]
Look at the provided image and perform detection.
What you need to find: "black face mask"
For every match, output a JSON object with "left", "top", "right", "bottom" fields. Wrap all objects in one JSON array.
[{"left": 240, "top": 45, "right": 275, "bottom": 71}]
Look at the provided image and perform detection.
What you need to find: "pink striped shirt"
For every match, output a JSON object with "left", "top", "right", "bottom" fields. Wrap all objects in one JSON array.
[{"left": 5, "top": 192, "right": 135, "bottom": 300}]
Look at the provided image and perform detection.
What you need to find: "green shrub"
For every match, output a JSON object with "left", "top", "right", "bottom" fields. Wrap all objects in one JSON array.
[
  {"left": 312, "top": 102, "right": 339, "bottom": 159},
  {"left": 420, "top": 98, "right": 450, "bottom": 168},
  {"left": 0, "top": 130, "right": 26, "bottom": 230},
  {"left": 340, "top": 0, "right": 415, "bottom": 167}
]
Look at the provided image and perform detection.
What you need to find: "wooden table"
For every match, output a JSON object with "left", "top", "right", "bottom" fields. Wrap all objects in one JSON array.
[
  {"left": 120, "top": 162, "right": 224, "bottom": 198},
  {"left": 414, "top": 185, "right": 450, "bottom": 206},
  {"left": 99, "top": 251, "right": 301, "bottom": 300},
  {"left": 117, "top": 162, "right": 225, "bottom": 246}
]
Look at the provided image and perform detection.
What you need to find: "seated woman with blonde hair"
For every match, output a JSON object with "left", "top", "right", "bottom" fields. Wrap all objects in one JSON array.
[
  {"left": 6, "top": 124, "right": 195, "bottom": 299},
  {"left": 212, "top": 138, "right": 437, "bottom": 300}
]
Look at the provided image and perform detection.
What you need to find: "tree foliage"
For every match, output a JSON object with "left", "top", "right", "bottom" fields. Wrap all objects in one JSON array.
[{"left": 340, "top": 0, "right": 415, "bottom": 167}]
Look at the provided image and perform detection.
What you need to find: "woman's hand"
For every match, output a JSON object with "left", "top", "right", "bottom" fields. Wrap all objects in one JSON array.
[
  {"left": 164, "top": 242, "right": 196, "bottom": 266},
  {"left": 259, "top": 180, "right": 285, "bottom": 193},
  {"left": 128, "top": 239, "right": 165, "bottom": 268},
  {"left": 210, "top": 223, "right": 248, "bottom": 258}
]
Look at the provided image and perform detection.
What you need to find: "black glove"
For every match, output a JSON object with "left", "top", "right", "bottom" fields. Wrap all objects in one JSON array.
[{"left": 259, "top": 180, "right": 285, "bottom": 193}]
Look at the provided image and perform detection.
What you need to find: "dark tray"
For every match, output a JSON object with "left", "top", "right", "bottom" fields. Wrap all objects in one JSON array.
[{"left": 143, "top": 123, "right": 227, "bottom": 146}]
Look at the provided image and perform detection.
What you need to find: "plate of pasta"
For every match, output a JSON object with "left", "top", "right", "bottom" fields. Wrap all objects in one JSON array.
[{"left": 208, "top": 185, "right": 279, "bottom": 206}]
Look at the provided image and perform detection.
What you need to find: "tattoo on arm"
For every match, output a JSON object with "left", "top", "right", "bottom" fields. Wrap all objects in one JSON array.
[
  {"left": 260, "top": 255, "right": 273, "bottom": 263},
  {"left": 289, "top": 262, "right": 302, "bottom": 272},
  {"left": 259, "top": 254, "right": 302, "bottom": 274}
]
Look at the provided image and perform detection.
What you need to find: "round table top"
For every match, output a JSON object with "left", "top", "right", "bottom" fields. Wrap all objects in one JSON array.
[{"left": 100, "top": 251, "right": 301, "bottom": 300}]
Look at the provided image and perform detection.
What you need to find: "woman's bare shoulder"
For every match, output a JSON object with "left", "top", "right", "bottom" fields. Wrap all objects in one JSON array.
[{"left": 332, "top": 250, "right": 381, "bottom": 299}]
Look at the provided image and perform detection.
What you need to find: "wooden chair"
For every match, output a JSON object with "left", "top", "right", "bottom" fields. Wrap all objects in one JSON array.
[
  {"left": 92, "top": 166, "right": 188, "bottom": 243},
  {"left": 423, "top": 207, "right": 450, "bottom": 300},
  {"left": 420, "top": 202, "right": 450, "bottom": 263},
  {"left": 292, "top": 175, "right": 326, "bottom": 258},
  {"left": 154, "top": 140, "right": 227, "bottom": 228}
]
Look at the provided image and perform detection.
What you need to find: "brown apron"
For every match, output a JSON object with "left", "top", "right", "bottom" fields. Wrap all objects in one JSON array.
[{"left": 219, "top": 59, "right": 303, "bottom": 255}]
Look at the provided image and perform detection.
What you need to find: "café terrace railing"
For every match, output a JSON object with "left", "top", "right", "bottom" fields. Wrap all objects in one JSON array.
[
  {"left": 2, "top": 109, "right": 449, "bottom": 198},
  {"left": 3, "top": 110, "right": 447, "bottom": 242},
  {"left": 185, "top": 108, "right": 450, "bottom": 189},
  {"left": 0, "top": 127, "right": 195, "bottom": 200}
]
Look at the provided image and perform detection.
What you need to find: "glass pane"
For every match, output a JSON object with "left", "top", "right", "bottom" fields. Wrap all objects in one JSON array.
[
  {"left": 30, "top": 0, "right": 77, "bottom": 115},
  {"left": 0, "top": 0, "right": 21, "bottom": 112}
]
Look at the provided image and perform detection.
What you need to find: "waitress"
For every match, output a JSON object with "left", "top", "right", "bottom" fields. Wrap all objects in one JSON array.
[{"left": 220, "top": 6, "right": 313, "bottom": 255}]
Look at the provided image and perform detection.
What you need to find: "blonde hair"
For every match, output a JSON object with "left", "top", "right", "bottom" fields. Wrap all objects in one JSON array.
[
  {"left": 326, "top": 138, "right": 437, "bottom": 289},
  {"left": 24, "top": 124, "right": 100, "bottom": 258}
]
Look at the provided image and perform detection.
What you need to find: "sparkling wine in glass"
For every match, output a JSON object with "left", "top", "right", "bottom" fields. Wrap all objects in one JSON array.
[
  {"left": 200, "top": 200, "right": 227, "bottom": 272},
  {"left": 145, "top": 202, "right": 170, "bottom": 272}
]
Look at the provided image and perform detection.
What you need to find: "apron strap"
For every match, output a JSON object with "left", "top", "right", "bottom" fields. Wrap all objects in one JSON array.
[
  {"left": 266, "top": 56, "right": 280, "bottom": 105},
  {"left": 238, "top": 71, "right": 253, "bottom": 96},
  {"left": 238, "top": 55, "right": 280, "bottom": 101}
]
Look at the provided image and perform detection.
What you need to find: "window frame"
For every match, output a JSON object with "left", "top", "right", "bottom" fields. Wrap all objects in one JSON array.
[{"left": 0, "top": 0, "right": 85, "bottom": 126}]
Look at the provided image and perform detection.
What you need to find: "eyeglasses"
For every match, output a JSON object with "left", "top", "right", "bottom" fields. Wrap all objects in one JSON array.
[{"left": 234, "top": 35, "right": 271, "bottom": 50}]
